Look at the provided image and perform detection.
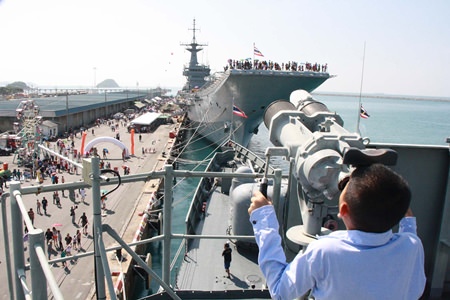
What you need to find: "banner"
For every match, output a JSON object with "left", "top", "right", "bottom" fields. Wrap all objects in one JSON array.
[
  {"left": 80, "top": 131, "right": 87, "bottom": 156},
  {"left": 130, "top": 129, "right": 135, "bottom": 155}
]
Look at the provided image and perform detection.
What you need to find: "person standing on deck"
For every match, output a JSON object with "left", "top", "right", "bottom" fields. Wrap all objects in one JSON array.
[
  {"left": 222, "top": 243, "right": 232, "bottom": 278},
  {"left": 248, "top": 163, "right": 426, "bottom": 300}
]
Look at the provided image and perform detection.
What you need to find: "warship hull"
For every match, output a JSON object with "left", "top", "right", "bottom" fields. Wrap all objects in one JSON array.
[{"left": 185, "top": 69, "right": 330, "bottom": 147}]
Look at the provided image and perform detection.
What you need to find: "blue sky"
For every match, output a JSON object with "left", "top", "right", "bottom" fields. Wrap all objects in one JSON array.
[{"left": 1, "top": 0, "right": 449, "bottom": 97}]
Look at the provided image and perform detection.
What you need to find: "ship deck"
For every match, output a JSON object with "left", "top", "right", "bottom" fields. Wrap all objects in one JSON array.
[{"left": 176, "top": 186, "right": 269, "bottom": 297}]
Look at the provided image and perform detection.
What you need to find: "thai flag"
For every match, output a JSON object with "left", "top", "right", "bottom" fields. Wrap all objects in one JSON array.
[
  {"left": 360, "top": 104, "right": 370, "bottom": 119},
  {"left": 254, "top": 46, "right": 264, "bottom": 57},
  {"left": 233, "top": 105, "right": 248, "bottom": 118}
]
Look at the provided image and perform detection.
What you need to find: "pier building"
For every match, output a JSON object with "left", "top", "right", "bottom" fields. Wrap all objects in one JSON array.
[{"left": 0, "top": 88, "right": 165, "bottom": 136}]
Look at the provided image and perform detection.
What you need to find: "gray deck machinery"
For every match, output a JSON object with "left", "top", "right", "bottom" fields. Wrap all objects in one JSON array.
[{"left": 262, "top": 90, "right": 396, "bottom": 247}]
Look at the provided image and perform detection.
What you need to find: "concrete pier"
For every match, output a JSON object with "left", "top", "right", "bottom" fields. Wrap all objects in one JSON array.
[{"left": 0, "top": 116, "right": 181, "bottom": 299}]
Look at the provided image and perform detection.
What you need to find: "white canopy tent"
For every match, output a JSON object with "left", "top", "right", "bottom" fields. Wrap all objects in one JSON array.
[{"left": 130, "top": 112, "right": 161, "bottom": 126}]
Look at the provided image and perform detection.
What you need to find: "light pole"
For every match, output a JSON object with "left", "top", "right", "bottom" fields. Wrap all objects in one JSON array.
[
  {"left": 104, "top": 90, "right": 107, "bottom": 117},
  {"left": 93, "top": 67, "right": 97, "bottom": 91},
  {"left": 137, "top": 81, "right": 139, "bottom": 100},
  {"left": 66, "top": 90, "right": 69, "bottom": 134}
]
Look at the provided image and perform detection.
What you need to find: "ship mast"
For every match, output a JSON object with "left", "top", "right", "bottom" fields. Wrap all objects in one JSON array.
[
  {"left": 181, "top": 19, "right": 211, "bottom": 90},
  {"left": 181, "top": 19, "right": 206, "bottom": 68}
]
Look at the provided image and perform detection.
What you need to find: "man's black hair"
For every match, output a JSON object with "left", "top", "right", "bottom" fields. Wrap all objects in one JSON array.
[{"left": 344, "top": 164, "right": 411, "bottom": 233}]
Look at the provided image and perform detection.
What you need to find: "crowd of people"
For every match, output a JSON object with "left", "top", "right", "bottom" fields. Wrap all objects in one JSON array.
[
  {"left": 30, "top": 192, "right": 90, "bottom": 268},
  {"left": 3, "top": 109, "right": 166, "bottom": 274},
  {"left": 225, "top": 59, "right": 328, "bottom": 73}
]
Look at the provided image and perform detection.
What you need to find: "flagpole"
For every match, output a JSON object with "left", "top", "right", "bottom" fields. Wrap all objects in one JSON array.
[
  {"left": 230, "top": 96, "right": 234, "bottom": 142},
  {"left": 356, "top": 41, "right": 366, "bottom": 135},
  {"left": 253, "top": 42, "right": 255, "bottom": 63}
]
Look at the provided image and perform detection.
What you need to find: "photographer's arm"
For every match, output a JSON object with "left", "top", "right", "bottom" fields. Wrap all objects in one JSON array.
[
  {"left": 400, "top": 207, "right": 417, "bottom": 234},
  {"left": 249, "top": 191, "right": 314, "bottom": 299}
]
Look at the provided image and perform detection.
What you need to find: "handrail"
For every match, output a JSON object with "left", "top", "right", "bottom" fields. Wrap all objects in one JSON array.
[
  {"left": 1, "top": 146, "right": 276, "bottom": 299},
  {"left": 9, "top": 184, "right": 64, "bottom": 300}
]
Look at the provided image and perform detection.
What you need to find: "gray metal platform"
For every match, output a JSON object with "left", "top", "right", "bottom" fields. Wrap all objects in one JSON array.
[{"left": 177, "top": 188, "right": 266, "bottom": 293}]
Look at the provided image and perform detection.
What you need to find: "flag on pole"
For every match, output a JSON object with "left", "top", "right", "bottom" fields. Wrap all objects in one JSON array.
[
  {"left": 360, "top": 104, "right": 370, "bottom": 119},
  {"left": 233, "top": 105, "right": 248, "bottom": 118},
  {"left": 254, "top": 45, "right": 264, "bottom": 57}
]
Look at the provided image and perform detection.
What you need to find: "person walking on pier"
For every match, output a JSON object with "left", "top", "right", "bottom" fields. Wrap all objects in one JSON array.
[
  {"left": 79, "top": 212, "right": 89, "bottom": 235},
  {"left": 72, "top": 232, "right": 78, "bottom": 251},
  {"left": 55, "top": 193, "right": 61, "bottom": 207},
  {"left": 45, "top": 228, "right": 53, "bottom": 246},
  {"left": 57, "top": 230, "right": 63, "bottom": 250},
  {"left": 70, "top": 206, "right": 77, "bottom": 224},
  {"left": 27, "top": 208, "right": 35, "bottom": 225},
  {"left": 52, "top": 227, "right": 58, "bottom": 248},
  {"left": 61, "top": 249, "right": 67, "bottom": 268},
  {"left": 101, "top": 193, "right": 107, "bottom": 210},
  {"left": 36, "top": 199, "right": 41, "bottom": 215},
  {"left": 42, "top": 197, "right": 48, "bottom": 215},
  {"left": 75, "top": 230, "right": 82, "bottom": 251},
  {"left": 65, "top": 233, "right": 72, "bottom": 248},
  {"left": 79, "top": 188, "right": 86, "bottom": 203},
  {"left": 65, "top": 244, "right": 72, "bottom": 257},
  {"left": 61, "top": 175, "right": 66, "bottom": 197}
]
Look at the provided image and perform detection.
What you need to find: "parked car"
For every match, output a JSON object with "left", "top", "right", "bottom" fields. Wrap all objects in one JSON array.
[
  {"left": 42, "top": 135, "right": 57, "bottom": 142},
  {"left": 0, "top": 148, "right": 12, "bottom": 156}
]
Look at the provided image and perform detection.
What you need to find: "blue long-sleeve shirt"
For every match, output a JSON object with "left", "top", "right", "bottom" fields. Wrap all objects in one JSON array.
[{"left": 250, "top": 205, "right": 426, "bottom": 300}]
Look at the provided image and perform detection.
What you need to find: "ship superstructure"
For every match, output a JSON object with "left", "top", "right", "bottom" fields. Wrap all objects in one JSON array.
[
  {"left": 181, "top": 19, "right": 211, "bottom": 91},
  {"left": 181, "top": 20, "right": 331, "bottom": 147}
]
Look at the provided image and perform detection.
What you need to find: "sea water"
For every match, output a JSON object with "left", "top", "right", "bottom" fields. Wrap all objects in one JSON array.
[
  {"left": 318, "top": 94, "right": 449, "bottom": 146},
  {"left": 136, "top": 136, "right": 214, "bottom": 297},
  {"left": 252, "top": 93, "right": 450, "bottom": 149},
  {"left": 138, "top": 93, "right": 450, "bottom": 298}
]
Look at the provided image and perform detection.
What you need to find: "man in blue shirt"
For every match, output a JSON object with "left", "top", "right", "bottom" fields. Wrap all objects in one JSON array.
[{"left": 249, "top": 163, "right": 426, "bottom": 299}]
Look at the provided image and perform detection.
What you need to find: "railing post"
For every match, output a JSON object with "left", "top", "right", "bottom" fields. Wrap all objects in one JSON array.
[
  {"left": 9, "top": 181, "right": 25, "bottom": 300},
  {"left": 1, "top": 192, "right": 15, "bottom": 300},
  {"left": 91, "top": 156, "right": 107, "bottom": 299},
  {"left": 29, "top": 229, "right": 47, "bottom": 300},
  {"left": 163, "top": 165, "right": 173, "bottom": 285}
]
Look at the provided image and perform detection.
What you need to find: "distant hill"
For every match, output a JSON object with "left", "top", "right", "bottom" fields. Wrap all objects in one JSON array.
[
  {"left": 0, "top": 81, "right": 29, "bottom": 96},
  {"left": 97, "top": 79, "right": 120, "bottom": 88},
  {"left": 7, "top": 81, "right": 29, "bottom": 89}
]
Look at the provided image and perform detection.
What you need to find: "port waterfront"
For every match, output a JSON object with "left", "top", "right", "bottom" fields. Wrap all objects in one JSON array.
[{"left": 0, "top": 118, "right": 180, "bottom": 299}]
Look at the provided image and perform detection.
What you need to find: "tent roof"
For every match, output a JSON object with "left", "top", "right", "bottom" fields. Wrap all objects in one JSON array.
[
  {"left": 130, "top": 112, "right": 161, "bottom": 125},
  {"left": 41, "top": 120, "right": 58, "bottom": 127},
  {"left": 134, "top": 101, "right": 146, "bottom": 109}
]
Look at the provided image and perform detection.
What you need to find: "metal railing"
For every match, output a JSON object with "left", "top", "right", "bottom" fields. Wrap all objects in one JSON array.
[{"left": 1, "top": 148, "right": 276, "bottom": 300}]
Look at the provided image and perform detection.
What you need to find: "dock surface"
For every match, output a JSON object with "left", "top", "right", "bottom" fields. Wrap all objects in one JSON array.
[{"left": 0, "top": 119, "right": 179, "bottom": 299}]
